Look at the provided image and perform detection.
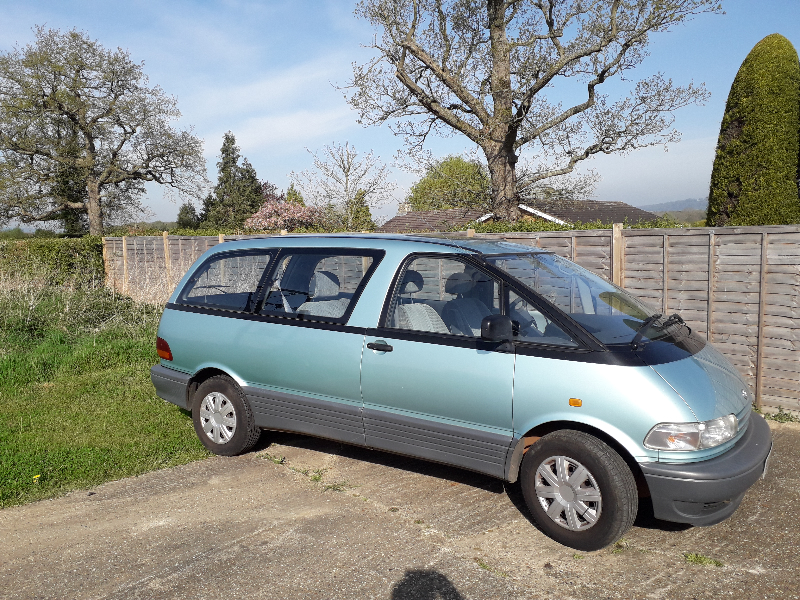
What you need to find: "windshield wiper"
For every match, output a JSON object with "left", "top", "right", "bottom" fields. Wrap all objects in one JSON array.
[
  {"left": 630, "top": 313, "right": 662, "bottom": 350},
  {"left": 658, "top": 313, "right": 684, "bottom": 329}
]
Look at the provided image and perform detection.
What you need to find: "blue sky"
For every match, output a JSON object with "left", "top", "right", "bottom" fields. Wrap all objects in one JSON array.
[{"left": 1, "top": 0, "right": 798, "bottom": 221}]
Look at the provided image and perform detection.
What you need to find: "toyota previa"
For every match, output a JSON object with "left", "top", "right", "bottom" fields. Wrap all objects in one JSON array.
[{"left": 151, "top": 234, "right": 772, "bottom": 550}]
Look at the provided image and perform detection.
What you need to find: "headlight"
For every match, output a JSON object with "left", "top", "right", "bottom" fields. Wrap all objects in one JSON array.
[{"left": 644, "top": 414, "right": 738, "bottom": 451}]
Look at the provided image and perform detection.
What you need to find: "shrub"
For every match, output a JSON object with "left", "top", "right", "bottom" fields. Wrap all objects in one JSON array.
[
  {"left": 0, "top": 237, "right": 104, "bottom": 285},
  {"left": 708, "top": 34, "right": 800, "bottom": 226},
  {"left": 244, "top": 199, "right": 322, "bottom": 231}
]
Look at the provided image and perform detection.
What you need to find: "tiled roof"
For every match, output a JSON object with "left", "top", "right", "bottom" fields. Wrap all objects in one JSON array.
[
  {"left": 521, "top": 200, "right": 657, "bottom": 224},
  {"left": 377, "top": 201, "right": 658, "bottom": 233},
  {"left": 377, "top": 208, "right": 486, "bottom": 233}
]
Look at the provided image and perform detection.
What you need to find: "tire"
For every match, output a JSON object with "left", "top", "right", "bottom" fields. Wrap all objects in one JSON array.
[
  {"left": 191, "top": 375, "right": 261, "bottom": 456},
  {"left": 519, "top": 430, "right": 637, "bottom": 551}
]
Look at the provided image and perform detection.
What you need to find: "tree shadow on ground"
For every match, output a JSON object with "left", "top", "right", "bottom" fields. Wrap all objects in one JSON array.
[{"left": 390, "top": 569, "right": 464, "bottom": 600}]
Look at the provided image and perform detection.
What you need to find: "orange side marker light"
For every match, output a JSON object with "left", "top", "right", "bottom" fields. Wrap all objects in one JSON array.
[{"left": 569, "top": 398, "right": 582, "bottom": 407}]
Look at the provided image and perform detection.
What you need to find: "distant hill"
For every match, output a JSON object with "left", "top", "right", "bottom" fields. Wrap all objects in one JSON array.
[{"left": 636, "top": 198, "right": 708, "bottom": 212}]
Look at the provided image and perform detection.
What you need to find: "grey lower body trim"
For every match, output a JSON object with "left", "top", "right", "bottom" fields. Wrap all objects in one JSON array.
[
  {"left": 363, "top": 408, "right": 513, "bottom": 479},
  {"left": 244, "top": 386, "right": 366, "bottom": 446},
  {"left": 151, "top": 365, "right": 191, "bottom": 410},
  {"left": 639, "top": 413, "right": 772, "bottom": 526}
]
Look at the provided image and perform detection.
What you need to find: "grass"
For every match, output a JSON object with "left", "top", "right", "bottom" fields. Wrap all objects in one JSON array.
[
  {"left": 683, "top": 552, "right": 723, "bottom": 567},
  {"left": 0, "top": 272, "right": 209, "bottom": 508}
]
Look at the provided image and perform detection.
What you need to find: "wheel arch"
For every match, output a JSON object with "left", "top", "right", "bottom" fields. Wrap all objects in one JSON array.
[
  {"left": 505, "top": 420, "right": 649, "bottom": 497},
  {"left": 186, "top": 367, "right": 237, "bottom": 411}
]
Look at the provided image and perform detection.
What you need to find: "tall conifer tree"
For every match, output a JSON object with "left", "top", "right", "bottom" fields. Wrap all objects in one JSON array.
[
  {"left": 707, "top": 34, "right": 800, "bottom": 226},
  {"left": 201, "top": 132, "right": 264, "bottom": 228}
]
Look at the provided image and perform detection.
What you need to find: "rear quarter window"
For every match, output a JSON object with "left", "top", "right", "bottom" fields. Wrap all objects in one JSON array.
[{"left": 178, "top": 251, "right": 272, "bottom": 311}]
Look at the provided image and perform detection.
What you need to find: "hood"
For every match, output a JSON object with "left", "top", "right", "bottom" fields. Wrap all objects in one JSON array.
[{"left": 638, "top": 339, "right": 753, "bottom": 423}]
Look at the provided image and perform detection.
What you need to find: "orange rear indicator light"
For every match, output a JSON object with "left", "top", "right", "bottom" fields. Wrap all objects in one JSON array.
[{"left": 156, "top": 337, "right": 173, "bottom": 361}]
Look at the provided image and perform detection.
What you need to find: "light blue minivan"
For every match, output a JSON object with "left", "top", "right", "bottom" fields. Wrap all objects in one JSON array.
[{"left": 151, "top": 234, "right": 772, "bottom": 550}]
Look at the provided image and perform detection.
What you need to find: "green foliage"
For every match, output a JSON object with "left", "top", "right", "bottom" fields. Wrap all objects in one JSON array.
[
  {"left": 176, "top": 201, "right": 200, "bottom": 229},
  {"left": 708, "top": 34, "right": 800, "bottom": 226},
  {"left": 286, "top": 183, "right": 305, "bottom": 205},
  {"left": 683, "top": 553, "right": 723, "bottom": 567},
  {"left": 347, "top": 189, "right": 376, "bottom": 231},
  {"left": 201, "top": 133, "right": 264, "bottom": 228},
  {"left": 0, "top": 277, "right": 209, "bottom": 507},
  {"left": 407, "top": 156, "right": 491, "bottom": 212},
  {"left": 0, "top": 237, "right": 104, "bottom": 284}
]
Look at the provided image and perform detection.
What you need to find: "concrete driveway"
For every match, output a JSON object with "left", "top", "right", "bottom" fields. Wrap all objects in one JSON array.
[{"left": 2, "top": 420, "right": 798, "bottom": 600}]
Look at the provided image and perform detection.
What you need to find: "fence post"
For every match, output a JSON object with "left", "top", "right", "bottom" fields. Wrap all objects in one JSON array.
[
  {"left": 755, "top": 232, "right": 769, "bottom": 410},
  {"left": 122, "top": 236, "right": 128, "bottom": 295},
  {"left": 662, "top": 234, "right": 669, "bottom": 315},
  {"left": 611, "top": 223, "right": 623, "bottom": 285},
  {"left": 707, "top": 232, "right": 715, "bottom": 341},
  {"left": 163, "top": 231, "right": 171, "bottom": 287},
  {"left": 218, "top": 233, "right": 225, "bottom": 244}
]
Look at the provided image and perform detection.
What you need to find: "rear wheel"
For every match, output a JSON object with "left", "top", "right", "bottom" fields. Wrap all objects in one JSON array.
[
  {"left": 519, "top": 430, "right": 637, "bottom": 551},
  {"left": 192, "top": 376, "right": 261, "bottom": 456}
]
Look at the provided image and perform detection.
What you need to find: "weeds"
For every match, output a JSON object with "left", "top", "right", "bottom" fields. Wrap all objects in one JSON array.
[
  {"left": 322, "top": 481, "right": 352, "bottom": 492},
  {"left": 683, "top": 553, "right": 723, "bottom": 567},
  {"left": 262, "top": 453, "right": 285, "bottom": 465},
  {"left": 611, "top": 539, "right": 629, "bottom": 554},
  {"left": 473, "top": 558, "right": 508, "bottom": 578},
  {"left": 757, "top": 406, "right": 800, "bottom": 423}
]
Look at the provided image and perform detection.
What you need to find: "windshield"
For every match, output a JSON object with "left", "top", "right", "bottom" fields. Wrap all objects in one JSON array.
[{"left": 486, "top": 253, "right": 681, "bottom": 345}]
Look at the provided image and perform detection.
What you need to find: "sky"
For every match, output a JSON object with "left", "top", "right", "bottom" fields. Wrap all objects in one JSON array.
[{"left": 0, "top": 0, "right": 798, "bottom": 223}]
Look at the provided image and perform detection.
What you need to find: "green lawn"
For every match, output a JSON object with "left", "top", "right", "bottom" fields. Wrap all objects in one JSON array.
[{"left": 0, "top": 279, "right": 209, "bottom": 507}]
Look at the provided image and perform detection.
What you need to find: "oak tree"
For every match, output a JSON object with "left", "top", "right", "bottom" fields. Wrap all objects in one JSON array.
[
  {"left": 347, "top": 0, "right": 718, "bottom": 220},
  {"left": 0, "top": 27, "right": 206, "bottom": 235}
]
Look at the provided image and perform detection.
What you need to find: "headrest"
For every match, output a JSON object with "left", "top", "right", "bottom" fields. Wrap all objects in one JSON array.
[
  {"left": 399, "top": 270, "right": 424, "bottom": 294},
  {"left": 445, "top": 271, "right": 474, "bottom": 295},
  {"left": 309, "top": 271, "right": 340, "bottom": 298}
]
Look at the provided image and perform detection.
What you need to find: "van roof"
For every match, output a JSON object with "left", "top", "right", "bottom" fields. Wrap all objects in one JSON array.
[{"left": 223, "top": 233, "right": 545, "bottom": 256}]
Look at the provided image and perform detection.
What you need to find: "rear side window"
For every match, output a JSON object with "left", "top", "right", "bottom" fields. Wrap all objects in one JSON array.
[
  {"left": 178, "top": 251, "right": 272, "bottom": 311},
  {"left": 259, "top": 251, "right": 379, "bottom": 322}
]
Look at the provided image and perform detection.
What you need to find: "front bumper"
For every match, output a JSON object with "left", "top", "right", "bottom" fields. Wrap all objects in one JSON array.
[{"left": 639, "top": 412, "right": 772, "bottom": 526}]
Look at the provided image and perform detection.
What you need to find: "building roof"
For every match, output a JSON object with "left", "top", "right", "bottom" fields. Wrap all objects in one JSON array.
[
  {"left": 520, "top": 200, "right": 658, "bottom": 225},
  {"left": 377, "top": 201, "right": 657, "bottom": 233},
  {"left": 377, "top": 207, "right": 486, "bottom": 233}
]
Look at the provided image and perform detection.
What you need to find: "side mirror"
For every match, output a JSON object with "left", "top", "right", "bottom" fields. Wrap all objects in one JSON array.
[{"left": 481, "top": 314, "right": 513, "bottom": 342}]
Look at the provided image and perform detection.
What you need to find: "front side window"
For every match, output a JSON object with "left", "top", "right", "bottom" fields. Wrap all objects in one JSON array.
[
  {"left": 385, "top": 257, "right": 500, "bottom": 337},
  {"left": 486, "top": 253, "right": 665, "bottom": 345},
  {"left": 508, "top": 290, "right": 578, "bottom": 347},
  {"left": 259, "top": 252, "right": 376, "bottom": 322},
  {"left": 179, "top": 251, "right": 272, "bottom": 311}
]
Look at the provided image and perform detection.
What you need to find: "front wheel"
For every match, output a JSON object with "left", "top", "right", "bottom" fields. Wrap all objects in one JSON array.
[
  {"left": 192, "top": 375, "right": 261, "bottom": 456},
  {"left": 519, "top": 430, "right": 637, "bottom": 551}
]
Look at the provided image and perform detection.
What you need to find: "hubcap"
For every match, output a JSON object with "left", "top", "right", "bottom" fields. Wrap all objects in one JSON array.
[
  {"left": 535, "top": 455, "right": 602, "bottom": 531},
  {"left": 199, "top": 392, "right": 237, "bottom": 444}
]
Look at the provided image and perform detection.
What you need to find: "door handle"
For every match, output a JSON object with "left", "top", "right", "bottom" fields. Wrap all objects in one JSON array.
[{"left": 367, "top": 341, "right": 393, "bottom": 353}]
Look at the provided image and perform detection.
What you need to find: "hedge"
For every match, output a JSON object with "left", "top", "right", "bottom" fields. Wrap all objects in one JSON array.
[
  {"left": 707, "top": 34, "right": 800, "bottom": 226},
  {"left": 0, "top": 237, "right": 104, "bottom": 285}
]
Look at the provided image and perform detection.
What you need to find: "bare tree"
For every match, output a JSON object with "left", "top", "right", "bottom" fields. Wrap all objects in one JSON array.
[
  {"left": 0, "top": 27, "right": 207, "bottom": 235},
  {"left": 346, "top": 0, "right": 718, "bottom": 220},
  {"left": 290, "top": 142, "right": 396, "bottom": 230}
]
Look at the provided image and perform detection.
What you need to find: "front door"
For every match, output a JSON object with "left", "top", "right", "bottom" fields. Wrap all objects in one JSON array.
[{"left": 360, "top": 255, "right": 514, "bottom": 478}]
